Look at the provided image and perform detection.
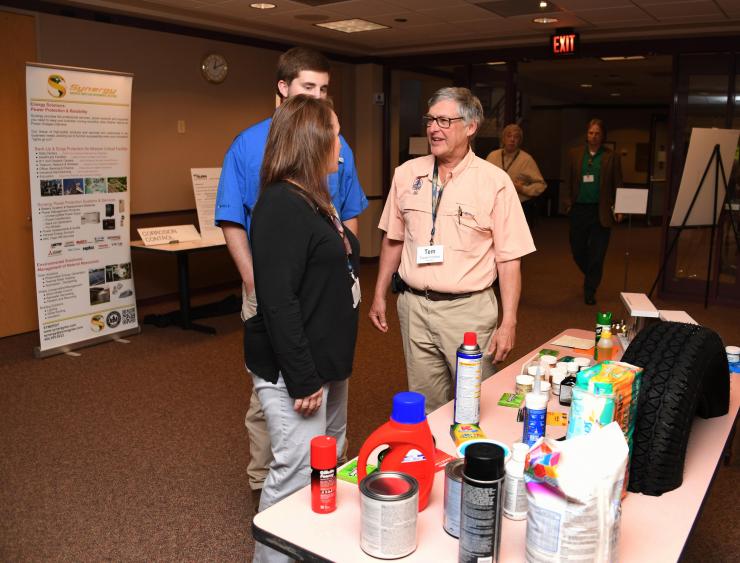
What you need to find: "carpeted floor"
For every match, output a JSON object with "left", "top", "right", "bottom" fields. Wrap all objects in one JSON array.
[{"left": 1, "top": 216, "right": 738, "bottom": 561}]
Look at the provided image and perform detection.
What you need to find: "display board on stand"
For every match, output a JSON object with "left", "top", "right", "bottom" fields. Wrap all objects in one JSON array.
[
  {"left": 190, "top": 168, "right": 225, "bottom": 244},
  {"left": 670, "top": 128, "right": 738, "bottom": 228},
  {"left": 651, "top": 127, "right": 739, "bottom": 305},
  {"left": 26, "top": 63, "right": 139, "bottom": 357}
]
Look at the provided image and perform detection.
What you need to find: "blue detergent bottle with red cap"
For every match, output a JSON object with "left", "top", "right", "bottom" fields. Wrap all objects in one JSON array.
[{"left": 356, "top": 391, "right": 436, "bottom": 511}]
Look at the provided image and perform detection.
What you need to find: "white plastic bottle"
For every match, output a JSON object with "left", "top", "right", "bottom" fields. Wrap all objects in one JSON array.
[
  {"left": 522, "top": 381, "right": 548, "bottom": 447},
  {"left": 503, "top": 442, "right": 529, "bottom": 520}
]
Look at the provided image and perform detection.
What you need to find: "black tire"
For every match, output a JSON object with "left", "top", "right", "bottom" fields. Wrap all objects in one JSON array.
[{"left": 621, "top": 321, "right": 729, "bottom": 496}]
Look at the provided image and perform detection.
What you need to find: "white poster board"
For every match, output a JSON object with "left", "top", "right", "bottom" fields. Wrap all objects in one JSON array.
[
  {"left": 615, "top": 188, "right": 648, "bottom": 215},
  {"left": 191, "top": 168, "right": 225, "bottom": 244},
  {"left": 26, "top": 63, "right": 138, "bottom": 355},
  {"left": 670, "top": 128, "right": 739, "bottom": 227}
]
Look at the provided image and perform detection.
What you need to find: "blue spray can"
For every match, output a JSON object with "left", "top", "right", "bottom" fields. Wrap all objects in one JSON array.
[{"left": 454, "top": 332, "right": 483, "bottom": 425}]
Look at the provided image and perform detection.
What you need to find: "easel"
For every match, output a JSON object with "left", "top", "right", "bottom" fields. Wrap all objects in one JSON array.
[
  {"left": 623, "top": 213, "right": 633, "bottom": 291},
  {"left": 649, "top": 144, "right": 729, "bottom": 308}
]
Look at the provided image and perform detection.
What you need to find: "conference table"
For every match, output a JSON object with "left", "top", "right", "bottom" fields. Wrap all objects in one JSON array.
[{"left": 252, "top": 328, "right": 739, "bottom": 562}]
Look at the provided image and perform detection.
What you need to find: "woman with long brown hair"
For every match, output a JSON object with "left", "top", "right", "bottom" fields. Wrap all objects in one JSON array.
[{"left": 244, "top": 95, "right": 360, "bottom": 563}]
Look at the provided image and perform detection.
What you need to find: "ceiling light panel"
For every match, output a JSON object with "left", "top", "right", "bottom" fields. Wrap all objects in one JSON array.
[{"left": 315, "top": 19, "right": 389, "bottom": 33}]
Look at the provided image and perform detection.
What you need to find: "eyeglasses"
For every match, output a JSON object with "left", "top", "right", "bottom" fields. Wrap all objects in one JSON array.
[{"left": 422, "top": 115, "right": 464, "bottom": 129}]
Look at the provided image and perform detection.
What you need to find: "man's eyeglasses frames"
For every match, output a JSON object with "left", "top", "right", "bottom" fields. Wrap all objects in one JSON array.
[{"left": 422, "top": 115, "right": 464, "bottom": 129}]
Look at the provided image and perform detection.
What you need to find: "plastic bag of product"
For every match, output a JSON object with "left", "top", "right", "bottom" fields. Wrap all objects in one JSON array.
[
  {"left": 524, "top": 423, "right": 628, "bottom": 563},
  {"left": 571, "top": 361, "right": 643, "bottom": 453}
]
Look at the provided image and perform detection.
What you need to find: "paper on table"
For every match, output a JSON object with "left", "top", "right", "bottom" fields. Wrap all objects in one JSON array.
[{"left": 551, "top": 335, "right": 594, "bottom": 349}]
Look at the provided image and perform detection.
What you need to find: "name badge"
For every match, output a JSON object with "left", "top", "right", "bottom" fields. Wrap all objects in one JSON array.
[
  {"left": 417, "top": 245, "right": 444, "bottom": 264},
  {"left": 351, "top": 275, "right": 361, "bottom": 309},
  {"left": 583, "top": 174, "right": 595, "bottom": 183}
]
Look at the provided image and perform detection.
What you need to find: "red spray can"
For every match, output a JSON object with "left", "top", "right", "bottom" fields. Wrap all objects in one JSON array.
[{"left": 311, "top": 435, "right": 337, "bottom": 514}]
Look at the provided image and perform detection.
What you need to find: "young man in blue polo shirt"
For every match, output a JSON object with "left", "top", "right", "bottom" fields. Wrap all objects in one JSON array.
[{"left": 215, "top": 47, "right": 367, "bottom": 503}]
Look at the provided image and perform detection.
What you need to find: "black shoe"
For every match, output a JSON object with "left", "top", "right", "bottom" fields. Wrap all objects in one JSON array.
[{"left": 585, "top": 294, "right": 596, "bottom": 305}]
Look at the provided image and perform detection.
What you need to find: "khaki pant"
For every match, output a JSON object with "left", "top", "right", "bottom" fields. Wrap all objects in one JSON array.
[
  {"left": 242, "top": 288, "right": 272, "bottom": 491},
  {"left": 397, "top": 288, "right": 498, "bottom": 413}
]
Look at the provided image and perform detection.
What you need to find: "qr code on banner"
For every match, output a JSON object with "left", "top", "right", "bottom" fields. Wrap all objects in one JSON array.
[{"left": 122, "top": 307, "right": 137, "bottom": 325}]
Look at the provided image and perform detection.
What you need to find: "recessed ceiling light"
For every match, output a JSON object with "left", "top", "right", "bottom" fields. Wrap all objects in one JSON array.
[
  {"left": 533, "top": 16, "right": 559, "bottom": 24},
  {"left": 580, "top": 83, "right": 593, "bottom": 88},
  {"left": 315, "top": 19, "right": 388, "bottom": 33},
  {"left": 250, "top": 2, "right": 276, "bottom": 9},
  {"left": 486, "top": 61, "right": 506, "bottom": 66},
  {"left": 610, "top": 92, "right": 621, "bottom": 97},
  {"left": 600, "top": 55, "right": 646, "bottom": 61},
  {"left": 539, "top": 1, "right": 548, "bottom": 8}
]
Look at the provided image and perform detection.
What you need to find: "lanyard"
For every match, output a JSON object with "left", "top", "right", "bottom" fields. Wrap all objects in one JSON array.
[
  {"left": 326, "top": 207, "right": 356, "bottom": 278},
  {"left": 503, "top": 150, "right": 520, "bottom": 172},
  {"left": 430, "top": 159, "right": 444, "bottom": 245}
]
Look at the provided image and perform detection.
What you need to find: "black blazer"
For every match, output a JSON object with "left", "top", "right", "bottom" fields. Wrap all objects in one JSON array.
[{"left": 244, "top": 182, "right": 360, "bottom": 399}]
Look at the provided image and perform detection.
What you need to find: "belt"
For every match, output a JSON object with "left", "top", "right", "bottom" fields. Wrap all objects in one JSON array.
[{"left": 406, "top": 286, "right": 473, "bottom": 302}]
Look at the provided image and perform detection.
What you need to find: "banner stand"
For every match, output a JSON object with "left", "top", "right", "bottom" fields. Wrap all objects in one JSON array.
[
  {"left": 33, "top": 326, "right": 141, "bottom": 359},
  {"left": 26, "top": 63, "right": 139, "bottom": 357}
]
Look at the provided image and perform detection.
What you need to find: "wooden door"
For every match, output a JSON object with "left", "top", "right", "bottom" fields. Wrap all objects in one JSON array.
[{"left": 0, "top": 11, "right": 38, "bottom": 337}]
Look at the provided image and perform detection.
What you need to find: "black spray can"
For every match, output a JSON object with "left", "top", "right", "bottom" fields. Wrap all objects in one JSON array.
[{"left": 458, "top": 442, "right": 505, "bottom": 563}]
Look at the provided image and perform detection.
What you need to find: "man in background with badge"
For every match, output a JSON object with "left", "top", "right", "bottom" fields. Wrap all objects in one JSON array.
[
  {"left": 369, "top": 87, "right": 535, "bottom": 413},
  {"left": 563, "top": 118, "right": 623, "bottom": 306}
]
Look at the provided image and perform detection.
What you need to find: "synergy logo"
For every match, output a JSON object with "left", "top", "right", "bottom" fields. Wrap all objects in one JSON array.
[
  {"left": 47, "top": 74, "right": 66, "bottom": 98},
  {"left": 90, "top": 314, "right": 105, "bottom": 332}
]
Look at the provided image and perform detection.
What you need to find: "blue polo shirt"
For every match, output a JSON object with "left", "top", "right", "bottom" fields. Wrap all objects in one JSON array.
[{"left": 215, "top": 117, "right": 367, "bottom": 234}]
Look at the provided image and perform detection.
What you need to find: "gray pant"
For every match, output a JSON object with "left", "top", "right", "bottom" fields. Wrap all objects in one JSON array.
[{"left": 251, "top": 373, "right": 348, "bottom": 563}]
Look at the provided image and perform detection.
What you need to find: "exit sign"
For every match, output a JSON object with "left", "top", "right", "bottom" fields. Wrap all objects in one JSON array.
[{"left": 551, "top": 28, "right": 579, "bottom": 56}]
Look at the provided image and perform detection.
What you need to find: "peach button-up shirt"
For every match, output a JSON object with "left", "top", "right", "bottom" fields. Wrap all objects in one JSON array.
[{"left": 379, "top": 149, "right": 535, "bottom": 293}]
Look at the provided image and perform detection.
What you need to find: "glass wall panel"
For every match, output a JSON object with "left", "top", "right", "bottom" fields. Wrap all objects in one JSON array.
[
  {"left": 717, "top": 56, "right": 740, "bottom": 289},
  {"left": 670, "top": 54, "right": 732, "bottom": 290}
]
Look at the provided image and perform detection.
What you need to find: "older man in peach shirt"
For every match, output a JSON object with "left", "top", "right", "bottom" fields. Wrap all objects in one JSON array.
[{"left": 369, "top": 87, "right": 536, "bottom": 412}]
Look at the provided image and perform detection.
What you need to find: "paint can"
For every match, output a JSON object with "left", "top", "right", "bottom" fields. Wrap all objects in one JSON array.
[
  {"left": 443, "top": 458, "right": 465, "bottom": 538},
  {"left": 359, "top": 471, "right": 418, "bottom": 559}
]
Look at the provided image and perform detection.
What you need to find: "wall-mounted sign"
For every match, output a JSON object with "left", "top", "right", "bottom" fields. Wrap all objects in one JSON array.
[{"left": 551, "top": 28, "right": 579, "bottom": 56}]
